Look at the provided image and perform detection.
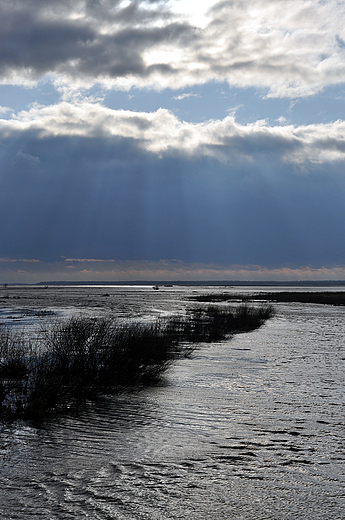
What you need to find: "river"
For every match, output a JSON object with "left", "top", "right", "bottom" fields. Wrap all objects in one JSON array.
[{"left": 0, "top": 285, "right": 344, "bottom": 519}]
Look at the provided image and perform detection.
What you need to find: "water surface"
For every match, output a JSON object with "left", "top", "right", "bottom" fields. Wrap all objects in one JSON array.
[{"left": 1, "top": 286, "right": 344, "bottom": 519}]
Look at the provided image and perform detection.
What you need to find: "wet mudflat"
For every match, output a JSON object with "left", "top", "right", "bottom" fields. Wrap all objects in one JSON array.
[{"left": 0, "top": 285, "right": 344, "bottom": 519}]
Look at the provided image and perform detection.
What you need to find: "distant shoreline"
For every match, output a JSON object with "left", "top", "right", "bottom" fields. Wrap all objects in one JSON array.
[
  {"left": 192, "top": 291, "right": 345, "bottom": 306},
  {"left": 32, "top": 280, "right": 345, "bottom": 287}
]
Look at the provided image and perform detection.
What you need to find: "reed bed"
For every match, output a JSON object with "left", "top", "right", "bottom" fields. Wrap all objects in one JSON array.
[{"left": 0, "top": 303, "right": 273, "bottom": 418}]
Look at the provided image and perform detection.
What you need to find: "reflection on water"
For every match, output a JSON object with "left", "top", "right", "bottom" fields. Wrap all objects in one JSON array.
[{"left": 1, "top": 287, "right": 345, "bottom": 519}]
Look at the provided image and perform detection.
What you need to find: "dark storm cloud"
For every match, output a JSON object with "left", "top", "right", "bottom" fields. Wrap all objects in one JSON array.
[
  {"left": 0, "top": 0, "right": 194, "bottom": 82},
  {"left": 0, "top": 0, "right": 344, "bottom": 95},
  {"left": 72, "top": 23, "right": 190, "bottom": 79},
  {"left": 1, "top": 128, "right": 345, "bottom": 269}
]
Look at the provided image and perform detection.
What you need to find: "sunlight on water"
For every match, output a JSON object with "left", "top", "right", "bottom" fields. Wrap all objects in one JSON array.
[{"left": 0, "top": 286, "right": 344, "bottom": 519}]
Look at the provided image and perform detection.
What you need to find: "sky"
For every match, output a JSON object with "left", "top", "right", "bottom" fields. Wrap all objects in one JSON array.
[{"left": 1, "top": 0, "right": 345, "bottom": 283}]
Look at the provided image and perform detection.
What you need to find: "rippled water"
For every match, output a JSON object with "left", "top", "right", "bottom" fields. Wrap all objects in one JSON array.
[{"left": 1, "top": 286, "right": 344, "bottom": 519}]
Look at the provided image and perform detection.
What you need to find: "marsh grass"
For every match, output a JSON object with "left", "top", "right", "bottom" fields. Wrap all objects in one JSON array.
[
  {"left": 165, "top": 303, "right": 274, "bottom": 343},
  {"left": 191, "top": 291, "right": 345, "bottom": 306},
  {"left": 0, "top": 303, "right": 273, "bottom": 419}
]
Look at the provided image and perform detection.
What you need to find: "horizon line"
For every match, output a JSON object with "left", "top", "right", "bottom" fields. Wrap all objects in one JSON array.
[{"left": 28, "top": 279, "right": 345, "bottom": 286}]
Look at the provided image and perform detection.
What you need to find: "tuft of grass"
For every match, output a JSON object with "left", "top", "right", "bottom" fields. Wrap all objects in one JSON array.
[
  {"left": 0, "top": 326, "right": 35, "bottom": 416},
  {"left": 165, "top": 303, "right": 274, "bottom": 343},
  {"left": 0, "top": 303, "right": 274, "bottom": 419}
]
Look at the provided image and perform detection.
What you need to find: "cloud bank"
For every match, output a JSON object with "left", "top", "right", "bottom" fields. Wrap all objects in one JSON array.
[
  {"left": 2, "top": 258, "right": 345, "bottom": 284},
  {"left": 2, "top": 101, "right": 345, "bottom": 163},
  {"left": 1, "top": 101, "right": 345, "bottom": 282},
  {"left": 0, "top": 0, "right": 344, "bottom": 96}
]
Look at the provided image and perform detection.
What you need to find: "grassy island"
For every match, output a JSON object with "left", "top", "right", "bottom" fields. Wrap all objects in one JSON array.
[{"left": 0, "top": 303, "right": 273, "bottom": 419}]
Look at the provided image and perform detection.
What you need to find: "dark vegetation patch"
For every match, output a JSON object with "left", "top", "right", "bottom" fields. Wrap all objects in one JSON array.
[
  {"left": 191, "top": 291, "right": 345, "bottom": 306},
  {"left": 0, "top": 304, "right": 273, "bottom": 419}
]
